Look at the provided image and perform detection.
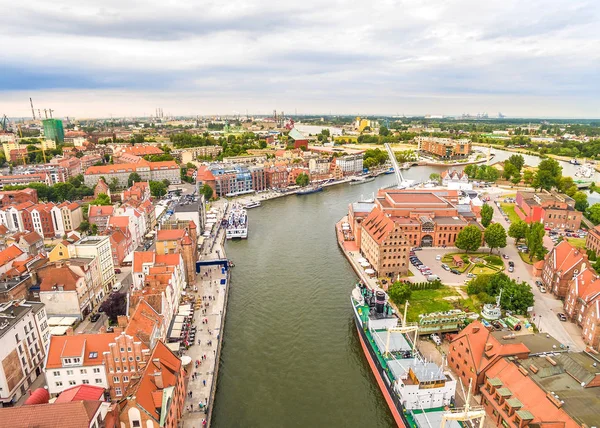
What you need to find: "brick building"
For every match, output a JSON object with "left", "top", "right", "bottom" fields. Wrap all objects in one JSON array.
[
  {"left": 586, "top": 224, "right": 600, "bottom": 256},
  {"left": 564, "top": 268, "right": 600, "bottom": 349},
  {"left": 0, "top": 189, "right": 38, "bottom": 207},
  {"left": 84, "top": 160, "right": 180, "bottom": 188},
  {"left": 416, "top": 137, "right": 472, "bottom": 159},
  {"left": 541, "top": 240, "right": 588, "bottom": 298},
  {"left": 515, "top": 190, "right": 582, "bottom": 231}
]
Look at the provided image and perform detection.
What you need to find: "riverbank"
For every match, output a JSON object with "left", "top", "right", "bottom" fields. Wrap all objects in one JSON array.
[{"left": 183, "top": 201, "right": 231, "bottom": 428}]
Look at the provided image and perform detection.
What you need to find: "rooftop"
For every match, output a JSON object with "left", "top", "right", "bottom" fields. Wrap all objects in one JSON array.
[
  {"left": 0, "top": 301, "right": 40, "bottom": 339},
  {"left": 0, "top": 400, "right": 102, "bottom": 428},
  {"left": 489, "top": 330, "right": 568, "bottom": 354},
  {"left": 45, "top": 332, "right": 118, "bottom": 368}
]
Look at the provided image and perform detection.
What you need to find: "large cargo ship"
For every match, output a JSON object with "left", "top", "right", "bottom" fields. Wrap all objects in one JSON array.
[
  {"left": 351, "top": 283, "right": 458, "bottom": 428},
  {"left": 225, "top": 204, "right": 248, "bottom": 239}
]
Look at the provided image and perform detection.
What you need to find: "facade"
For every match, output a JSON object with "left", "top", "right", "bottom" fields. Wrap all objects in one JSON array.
[
  {"left": 515, "top": 190, "right": 582, "bottom": 231},
  {"left": 335, "top": 154, "right": 364, "bottom": 175},
  {"left": 83, "top": 160, "right": 180, "bottom": 188},
  {"left": 564, "top": 268, "right": 600, "bottom": 350},
  {"left": 586, "top": 224, "right": 600, "bottom": 256},
  {"left": 42, "top": 119, "right": 65, "bottom": 143},
  {"left": 88, "top": 206, "right": 115, "bottom": 232},
  {"left": 417, "top": 137, "right": 472, "bottom": 158},
  {"left": 207, "top": 164, "right": 254, "bottom": 197},
  {"left": 541, "top": 240, "right": 588, "bottom": 298},
  {"left": 102, "top": 228, "right": 132, "bottom": 267},
  {"left": 0, "top": 173, "right": 50, "bottom": 189},
  {"left": 441, "top": 169, "right": 472, "bottom": 190},
  {"left": 155, "top": 222, "right": 196, "bottom": 285},
  {"left": 103, "top": 331, "right": 151, "bottom": 399},
  {"left": 0, "top": 300, "right": 48, "bottom": 406},
  {"left": 44, "top": 332, "right": 118, "bottom": 395},
  {"left": 118, "top": 341, "right": 185, "bottom": 428},
  {"left": 360, "top": 206, "right": 411, "bottom": 278},
  {"left": 7, "top": 230, "right": 44, "bottom": 256},
  {"left": 265, "top": 166, "right": 289, "bottom": 189},
  {"left": 37, "top": 258, "right": 104, "bottom": 319},
  {"left": 0, "top": 399, "right": 107, "bottom": 428},
  {"left": 0, "top": 200, "right": 83, "bottom": 237},
  {"left": 288, "top": 128, "right": 309, "bottom": 149}
]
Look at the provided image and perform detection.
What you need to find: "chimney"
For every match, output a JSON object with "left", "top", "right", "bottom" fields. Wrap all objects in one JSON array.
[
  {"left": 485, "top": 343, "right": 493, "bottom": 352},
  {"left": 153, "top": 371, "right": 163, "bottom": 389},
  {"left": 472, "top": 326, "right": 480, "bottom": 333}
]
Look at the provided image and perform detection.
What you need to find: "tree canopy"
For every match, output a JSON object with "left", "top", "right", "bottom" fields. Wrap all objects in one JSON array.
[
  {"left": 532, "top": 158, "right": 562, "bottom": 191},
  {"left": 525, "top": 222, "right": 546, "bottom": 261},
  {"left": 99, "top": 292, "right": 128, "bottom": 323},
  {"left": 128, "top": 172, "right": 142, "bottom": 187},
  {"left": 508, "top": 220, "right": 528, "bottom": 243},
  {"left": 295, "top": 173, "right": 310, "bottom": 187},
  {"left": 484, "top": 223, "right": 507, "bottom": 253},
  {"left": 480, "top": 204, "right": 494, "bottom": 228},
  {"left": 387, "top": 281, "right": 412, "bottom": 305},
  {"left": 455, "top": 225, "right": 482, "bottom": 253},
  {"left": 200, "top": 184, "right": 213, "bottom": 200},
  {"left": 466, "top": 273, "right": 533, "bottom": 315},
  {"left": 149, "top": 181, "right": 168, "bottom": 197}
]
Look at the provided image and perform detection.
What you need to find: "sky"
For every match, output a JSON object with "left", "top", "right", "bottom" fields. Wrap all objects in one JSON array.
[{"left": 1, "top": 0, "right": 599, "bottom": 119}]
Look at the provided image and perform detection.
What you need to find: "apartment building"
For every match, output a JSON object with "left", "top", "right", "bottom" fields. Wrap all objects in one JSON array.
[
  {"left": 156, "top": 223, "right": 197, "bottom": 285},
  {"left": 586, "top": 224, "right": 600, "bottom": 256},
  {"left": 0, "top": 200, "right": 83, "bottom": 237},
  {"left": 563, "top": 268, "right": 600, "bottom": 350},
  {"left": 37, "top": 258, "right": 104, "bottom": 319},
  {"left": 541, "top": 240, "right": 588, "bottom": 298},
  {"left": 88, "top": 206, "right": 115, "bottom": 232},
  {"left": 416, "top": 137, "right": 472, "bottom": 158},
  {"left": 102, "top": 228, "right": 133, "bottom": 267},
  {"left": 0, "top": 300, "right": 49, "bottom": 405},
  {"left": 83, "top": 160, "right": 180, "bottom": 187},
  {"left": 0, "top": 173, "right": 50, "bottom": 189},
  {"left": 0, "top": 189, "right": 38, "bottom": 207},
  {"left": 516, "top": 190, "right": 582, "bottom": 231},
  {"left": 6, "top": 230, "right": 44, "bottom": 256},
  {"left": 335, "top": 154, "right": 364, "bottom": 175}
]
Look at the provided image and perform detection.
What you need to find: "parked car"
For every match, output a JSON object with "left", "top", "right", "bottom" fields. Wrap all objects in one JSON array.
[
  {"left": 535, "top": 280, "right": 543, "bottom": 287},
  {"left": 502, "top": 254, "right": 509, "bottom": 260},
  {"left": 90, "top": 313, "right": 101, "bottom": 322},
  {"left": 539, "top": 286, "right": 547, "bottom": 293},
  {"left": 441, "top": 264, "right": 450, "bottom": 271},
  {"left": 427, "top": 275, "right": 440, "bottom": 282},
  {"left": 413, "top": 247, "right": 422, "bottom": 251},
  {"left": 466, "top": 273, "right": 476, "bottom": 278},
  {"left": 508, "top": 266, "right": 514, "bottom": 273},
  {"left": 450, "top": 269, "right": 460, "bottom": 275},
  {"left": 436, "top": 255, "right": 442, "bottom": 261},
  {"left": 430, "top": 333, "right": 442, "bottom": 345},
  {"left": 557, "top": 313, "right": 567, "bottom": 322},
  {"left": 114, "top": 268, "right": 122, "bottom": 274},
  {"left": 508, "top": 261, "right": 515, "bottom": 267}
]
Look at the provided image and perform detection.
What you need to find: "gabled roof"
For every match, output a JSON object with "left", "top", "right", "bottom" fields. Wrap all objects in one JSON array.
[
  {"left": 196, "top": 166, "right": 216, "bottom": 182},
  {"left": 154, "top": 253, "right": 181, "bottom": 267},
  {"left": 54, "top": 385, "right": 105, "bottom": 403},
  {"left": 547, "top": 241, "right": 586, "bottom": 278},
  {"left": 156, "top": 229, "right": 186, "bottom": 241},
  {"left": 0, "top": 400, "right": 102, "bottom": 428},
  {"left": 38, "top": 265, "right": 82, "bottom": 292},
  {"left": 361, "top": 206, "right": 395, "bottom": 244},
  {"left": 45, "top": 333, "right": 118, "bottom": 369},
  {"left": 0, "top": 244, "right": 25, "bottom": 266},
  {"left": 288, "top": 127, "right": 307, "bottom": 141},
  {"left": 125, "top": 299, "right": 162, "bottom": 347},
  {"left": 108, "top": 216, "right": 130, "bottom": 228},
  {"left": 88, "top": 205, "right": 115, "bottom": 217},
  {"left": 129, "top": 341, "right": 182, "bottom": 422},
  {"left": 133, "top": 251, "right": 155, "bottom": 273}
]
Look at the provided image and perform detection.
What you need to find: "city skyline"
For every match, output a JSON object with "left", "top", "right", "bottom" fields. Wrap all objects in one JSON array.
[{"left": 1, "top": 0, "right": 599, "bottom": 118}]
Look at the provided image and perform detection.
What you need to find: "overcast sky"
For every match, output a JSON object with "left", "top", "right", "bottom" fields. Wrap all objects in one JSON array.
[{"left": 1, "top": 0, "right": 599, "bottom": 118}]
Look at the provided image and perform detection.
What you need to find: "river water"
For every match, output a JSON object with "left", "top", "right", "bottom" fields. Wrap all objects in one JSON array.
[{"left": 211, "top": 148, "right": 594, "bottom": 427}]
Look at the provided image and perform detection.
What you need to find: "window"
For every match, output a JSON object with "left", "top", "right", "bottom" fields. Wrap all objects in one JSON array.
[
  {"left": 69, "top": 380, "right": 76, "bottom": 386},
  {"left": 14, "top": 333, "right": 20, "bottom": 342},
  {"left": 114, "top": 357, "right": 119, "bottom": 362},
  {"left": 55, "top": 381, "right": 63, "bottom": 387},
  {"left": 120, "top": 347, "right": 125, "bottom": 352},
  {"left": 63, "top": 358, "right": 72, "bottom": 364},
  {"left": 129, "top": 357, "right": 134, "bottom": 362},
  {"left": 93, "top": 368, "right": 100, "bottom": 373},
  {"left": 73, "top": 358, "right": 80, "bottom": 363},
  {"left": 113, "top": 376, "right": 120, "bottom": 383},
  {"left": 95, "top": 379, "right": 102, "bottom": 384},
  {"left": 66, "top": 370, "right": 74, "bottom": 375},
  {"left": 123, "top": 376, "right": 129, "bottom": 382},
  {"left": 127, "top": 347, "right": 132, "bottom": 352},
  {"left": 82, "top": 380, "right": 90, "bottom": 384},
  {"left": 115, "top": 387, "right": 122, "bottom": 396},
  {"left": 80, "top": 369, "right": 87, "bottom": 374},
  {"left": 53, "top": 371, "right": 60, "bottom": 377},
  {"left": 131, "top": 366, "right": 135, "bottom": 371},
  {"left": 132, "top": 421, "right": 141, "bottom": 428},
  {"left": 116, "top": 366, "right": 121, "bottom": 372}
]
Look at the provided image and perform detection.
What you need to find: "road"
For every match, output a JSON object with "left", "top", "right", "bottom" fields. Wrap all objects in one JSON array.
[{"left": 488, "top": 193, "right": 585, "bottom": 351}]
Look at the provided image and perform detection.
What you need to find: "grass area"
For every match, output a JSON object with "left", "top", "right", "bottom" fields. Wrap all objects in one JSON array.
[
  {"left": 567, "top": 237, "right": 586, "bottom": 249},
  {"left": 483, "top": 255, "right": 504, "bottom": 266},
  {"left": 471, "top": 263, "right": 501, "bottom": 275},
  {"left": 406, "top": 287, "right": 459, "bottom": 322},
  {"left": 518, "top": 251, "right": 540, "bottom": 265},
  {"left": 500, "top": 203, "right": 521, "bottom": 224}
]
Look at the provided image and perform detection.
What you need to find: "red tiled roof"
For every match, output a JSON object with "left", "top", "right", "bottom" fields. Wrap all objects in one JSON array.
[
  {"left": 0, "top": 244, "right": 25, "bottom": 266},
  {"left": 86, "top": 161, "right": 149, "bottom": 175},
  {"left": 46, "top": 333, "right": 119, "bottom": 369},
  {"left": 38, "top": 265, "right": 82, "bottom": 292},
  {"left": 108, "top": 216, "right": 129, "bottom": 228},
  {"left": 120, "top": 146, "right": 164, "bottom": 156},
  {"left": 361, "top": 206, "right": 394, "bottom": 245},
  {"left": 547, "top": 240, "right": 586, "bottom": 278},
  {"left": 132, "top": 341, "right": 182, "bottom": 421},
  {"left": 196, "top": 166, "right": 216, "bottom": 182},
  {"left": 88, "top": 205, "right": 115, "bottom": 217},
  {"left": 156, "top": 229, "right": 186, "bottom": 241},
  {"left": 147, "top": 161, "right": 178, "bottom": 170},
  {"left": 125, "top": 300, "right": 162, "bottom": 347},
  {"left": 0, "top": 400, "right": 102, "bottom": 428},
  {"left": 154, "top": 253, "right": 181, "bottom": 267},
  {"left": 133, "top": 251, "right": 155, "bottom": 273},
  {"left": 54, "top": 385, "right": 105, "bottom": 403}
]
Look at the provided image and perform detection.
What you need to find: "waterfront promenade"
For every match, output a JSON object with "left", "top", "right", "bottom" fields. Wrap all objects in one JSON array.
[{"left": 182, "top": 201, "right": 230, "bottom": 428}]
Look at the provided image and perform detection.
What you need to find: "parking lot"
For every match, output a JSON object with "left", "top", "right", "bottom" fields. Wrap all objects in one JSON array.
[{"left": 408, "top": 248, "right": 493, "bottom": 285}]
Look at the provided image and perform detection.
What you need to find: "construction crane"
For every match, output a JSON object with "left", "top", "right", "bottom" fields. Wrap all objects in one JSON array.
[
  {"left": 384, "top": 143, "right": 415, "bottom": 189},
  {"left": 30, "top": 98, "right": 36, "bottom": 120},
  {"left": 48, "top": 109, "right": 54, "bottom": 119},
  {"left": 44, "top": 109, "right": 48, "bottom": 119},
  {"left": 440, "top": 379, "right": 486, "bottom": 428},
  {"left": 20, "top": 147, "right": 47, "bottom": 165}
]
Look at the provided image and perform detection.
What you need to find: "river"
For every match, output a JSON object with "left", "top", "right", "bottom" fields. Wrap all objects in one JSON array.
[{"left": 211, "top": 148, "right": 595, "bottom": 427}]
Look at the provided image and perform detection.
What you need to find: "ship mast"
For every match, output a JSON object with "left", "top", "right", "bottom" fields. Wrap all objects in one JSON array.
[{"left": 441, "top": 379, "right": 486, "bottom": 428}]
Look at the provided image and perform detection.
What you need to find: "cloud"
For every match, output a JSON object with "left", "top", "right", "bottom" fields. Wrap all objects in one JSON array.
[{"left": 1, "top": 0, "right": 599, "bottom": 117}]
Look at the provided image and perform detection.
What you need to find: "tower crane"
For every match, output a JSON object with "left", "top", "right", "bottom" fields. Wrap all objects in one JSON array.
[{"left": 30, "top": 98, "right": 36, "bottom": 120}]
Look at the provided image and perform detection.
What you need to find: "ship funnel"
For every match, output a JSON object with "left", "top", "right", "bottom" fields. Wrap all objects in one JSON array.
[{"left": 375, "top": 291, "right": 386, "bottom": 314}]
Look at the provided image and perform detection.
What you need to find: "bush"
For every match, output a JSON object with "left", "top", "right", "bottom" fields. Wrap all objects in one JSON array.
[
  {"left": 484, "top": 255, "right": 504, "bottom": 266},
  {"left": 461, "top": 255, "right": 470, "bottom": 263}
]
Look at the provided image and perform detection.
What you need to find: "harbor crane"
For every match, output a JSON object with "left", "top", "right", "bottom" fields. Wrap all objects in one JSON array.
[
  {"left": 384, "top": 142, "right": 415, "bottom": 189},
  {"left": 440, "top": 379, "right": 486, "bottom": 428}
]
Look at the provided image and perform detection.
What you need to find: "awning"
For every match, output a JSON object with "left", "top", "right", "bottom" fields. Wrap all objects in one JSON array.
[
  {"left": 360, "top": 261, "right": 370, "bottom": 267},
  {"left": 365, "top": 268, "right": 375, "bottom": 275},
  {"left": 357, "top": 258, "right": 367, "bottom": 263},
  {"left": 50, "top": 326, "right": 70, "bottom": 336}
]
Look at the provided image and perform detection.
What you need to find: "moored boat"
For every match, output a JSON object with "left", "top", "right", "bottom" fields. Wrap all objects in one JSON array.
[
  {"left": 350, "top": 176, "right": 376, "bottom": 185},
  {"left": 243, "top": 201, "right": 261, "bottom": 209},
  {"left": 296, "top": 185, "right": 323, "bottom": 195}
]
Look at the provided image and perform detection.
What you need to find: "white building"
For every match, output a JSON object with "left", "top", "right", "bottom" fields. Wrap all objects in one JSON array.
[
  {"left": 70, "top": 236, "right": 116, "bottom": 295},
  {"left": 336, "top": 154, "right": 364, "bottom": 175},
  {"left": 0, "top": 300, "right": 49, "bottom": 405},
  {"left": 44, "top": 332, "right": 116, "bottom": 396},
  {"left": 308, "top": 158, "right": 331, "bottom": 175},
  {"left": 441, "top": 169, "right": 472, "bottom": 191}
]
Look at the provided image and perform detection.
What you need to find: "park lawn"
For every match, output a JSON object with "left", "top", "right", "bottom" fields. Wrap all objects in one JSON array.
[
  {"left": 567, "top": 237, "right": 586, "bottom": 249},
  {"left": 518, "top": 251, "right": 540, "bottom": 265},
  {"left": 500, "top": 203, "right": 521, "bottom": 224},
  {"left": 406, "top": 287, "right": 460, "bottom": 322},
  {"left": 470, "top": 264, "right": 501, "bottom": 275}
]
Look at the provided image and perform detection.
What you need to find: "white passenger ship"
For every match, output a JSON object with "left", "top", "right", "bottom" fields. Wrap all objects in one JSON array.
[{"left": 226, "top": 205, "right": 248, "bottom": 239}]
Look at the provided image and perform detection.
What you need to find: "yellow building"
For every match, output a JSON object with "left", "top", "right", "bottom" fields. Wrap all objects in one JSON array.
[
  {"left": 41, "top": 139, "right": 57, "bottom": 151},
  {"left": 48, "top": 241, "right": 71, "bottom": 262},
  {"left": 2, "top": 141, "right": 21, "bottom": 159},
  {"left": 355, "top": 117, "right": 373, "bottom": 133}
]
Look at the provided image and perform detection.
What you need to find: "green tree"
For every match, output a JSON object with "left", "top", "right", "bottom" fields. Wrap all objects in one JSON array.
[
  {"left": 532, "top": 158, "right": 562, "bottom": 191},
  {"left": 387, "top": 281, "right": 412, "bottom": 305},
  {"left": 484, "top": 223, "right": 507, "bottom": 254},
  {"left": 526, "top": 222, "right": 546, "bottom": 261},
  {"left": 508, "top": 220, "right": 528, "bottom": 244},
  {"left": 573, "top": 191, "right": 589, "bottom": 212},
  {"left": 200, "top": 184, "right": 213, "bottom": 200},
  {"left": 480, "top": 204, "right": 494, "bottom": 228},
  {"left": 128, "top": 172, "right": 142, "bottom": 187},
  {"left": 587, "top": 204, "right": 600, "bottom": 224},
  {"left": 149, "top": 181, "right": 168, "bottom": 197},
  {"left": 91, "top": 223, "right": 98, "bottom": 235},
  {"left": 79, "top": 220, "right": 90, "bottom": 233},
  {"left": 429, "top": 173, "right": 441, "bottom": 183},
  {"left": 511, "top": 172, "right": 522, "bottom": 185},
  {"left": 109, "top": 178, "right": 119, "bottom": 192},
  {"left": 295, "top": 173, "right": 310, "bottom": 187},
  {"left": 379, "top": 126, "right": 391, "bottom": 137},
  {"left": 92, "top": 193, "right": 111, "bottom": 206},
  {"left": 523, "top": 170, "right": 534, "bottom": 185},
  {"left": 507, "top": 154, "right": 525, "bottom": 171},
  {"left": 503, "top": 162, "right": 518, "bottom": 180},
  {"left": 455, "top": 225, "right": 483, "bottom": 253}
]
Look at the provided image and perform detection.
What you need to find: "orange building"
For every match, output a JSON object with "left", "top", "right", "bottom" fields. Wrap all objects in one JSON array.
[
  {"left": 564, "top": 268, "right": 600, "bottom": 350},
  {"left": 541, "top": 240, "right": 588, "bottom": 298},
  {"left": 119, "top": 341, "right": 185, "bottom": 428},
  {"left": 417, "top": 137, "right": 472, "bottom": 159},
  {"left": 586, "top": 224, "right": 600, "bottom": 257}
]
